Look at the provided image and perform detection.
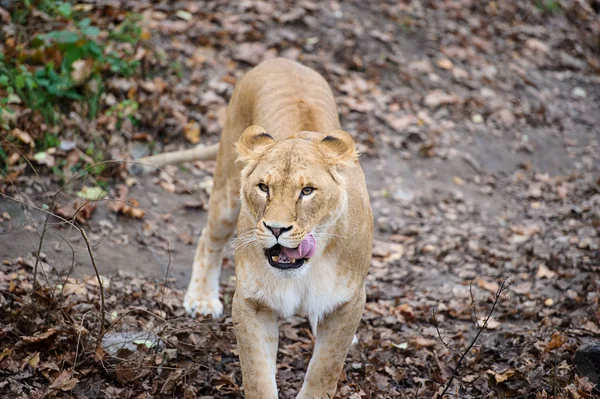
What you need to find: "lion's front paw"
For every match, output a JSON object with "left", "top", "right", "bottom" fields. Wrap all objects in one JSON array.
[{"left": 184, "top": 293, "right": 223, "bottom": 319}]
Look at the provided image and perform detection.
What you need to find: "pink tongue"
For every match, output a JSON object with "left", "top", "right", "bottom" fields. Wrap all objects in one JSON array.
[{"left": 281, "top": 233, "right": 317, "bottom": 259}]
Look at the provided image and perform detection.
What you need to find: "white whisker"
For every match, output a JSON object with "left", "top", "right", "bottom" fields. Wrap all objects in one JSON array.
[{"left": 313, "top": 232, "right": 345, "bottom": 239}]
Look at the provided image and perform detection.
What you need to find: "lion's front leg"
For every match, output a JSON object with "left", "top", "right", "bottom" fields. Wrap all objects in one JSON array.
[
  {"left": 233, "top": 293, "right": 279, "bottom": 399},
  {"left": 184, "top": 163, "right": 240, "bottom": 319},
  {"left": 297, "top": 286, "right": 366, "bottom": 399}
]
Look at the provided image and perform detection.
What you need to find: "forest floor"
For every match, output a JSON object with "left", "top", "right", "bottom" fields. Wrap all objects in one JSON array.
[{"left": 1, "top": 0, "right": 599, "bottom": 398}]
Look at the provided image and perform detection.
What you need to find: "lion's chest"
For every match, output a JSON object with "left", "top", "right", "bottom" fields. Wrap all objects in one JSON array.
[{"left": 239, "top": 256, "right": 354, "bottom": 328}]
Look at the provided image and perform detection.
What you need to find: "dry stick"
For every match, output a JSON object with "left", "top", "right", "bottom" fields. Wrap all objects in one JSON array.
[
  {"left": 32, "top": 211, "right": 52, "bottom": 289},
  {"left": 432, "top": 311, "right": 461, "bottom": 355},
  {"left": 437, "top": 277, "right": 509, "bottom": 399},
  {"left": 79, "top": 227, "right": 105, "bottom": 334},
  {"left": 468, "top": 282, "right": 479, "bottom": 323},
  {"left": 135, "top": 143, "right": 219, "bottom": 169},
  {"left": 133, "top": 241, "right": 174, "bottom": 367},
  {"left": 72, "top": 311, "right": 93, "bottom": 380},
  {"left": 52, "top": 232, "right": 77, "bottom": 305},
  {"left": 159, "top": 240, "right": 173, "bottom": 313}
]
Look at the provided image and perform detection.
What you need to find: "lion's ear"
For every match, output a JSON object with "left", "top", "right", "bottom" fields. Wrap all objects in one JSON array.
[
  {"left": 236, "top": 125, "right": 275, "bottom": 162},
  {"left": 318, "top": 130, "right": 358, "bottom": 166}
]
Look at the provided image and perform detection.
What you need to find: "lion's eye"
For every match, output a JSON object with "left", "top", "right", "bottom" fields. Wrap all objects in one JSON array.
[
  {"left": 258, "top": 183, "right": 269, "bottom": 193},
  {"left": 301, "top": 187, "right": 315, "bottom": 196}
]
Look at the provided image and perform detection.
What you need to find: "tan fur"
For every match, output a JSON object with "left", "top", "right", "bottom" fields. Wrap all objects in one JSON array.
[{"left": 184, "top": 58, "right": 373, "bottom": 398}]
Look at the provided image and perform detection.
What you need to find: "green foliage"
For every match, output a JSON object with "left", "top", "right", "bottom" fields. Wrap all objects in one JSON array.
[
  {"left": 109, "top": 14, "right": 143, "bottom": 45},
  {"left": 0, "top": 7, "right": 143, "bottom": 125},
  {"left": 170, "top": 60, "right": 184, "bottom": 79},
  {"left": 38, "top": 133, "right": 61, "bottom": 151},
  {"left": 0, "top": 1, "right": 147, "bottom": 179},
  {"left": 536, "top": 0, "right": 561, "bottom": 14},
  {"left": 84, "top": 139, "right": 107, "bottom": 175},
  {"left": 105, "top": 99, "right": 139, "bottom": 130},
  {"left": 12, "top": 0, "right": 72, "bottom": 24},
  {"left": 0, "top": 62, "right": 16, "bottom": 130},
  {"left": 0, "top": 147, "right": 8, "bottom": 172}
]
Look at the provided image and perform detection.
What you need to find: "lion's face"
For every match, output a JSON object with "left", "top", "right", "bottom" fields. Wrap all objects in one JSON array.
[{"left": 237, "top": 126, "right": 357, "bottom": 270}]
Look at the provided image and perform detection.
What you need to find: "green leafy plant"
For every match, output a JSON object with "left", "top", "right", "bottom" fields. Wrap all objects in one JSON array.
[
  {"left": 38, "top": 133, "right": 61, "bottom": 151},
  {"left": 0, "top": 15, "right": 142, "bottom": 124},
  {"left": 106, "top": 99, "right": 139, "bottom": 129},
  {"left": 11, "top": 0, "right": 73, "bottom": 24},
  {"left": 0, "top": 63, "right": 17, "bottom": 130},
  {"left": 0, "top": 1, "right": 147, "bottom": 179},
  {"left": 536, "top": 0, "right": 561, "bottom": 14},
  {"left": 109, "top": 14, "right": 143, "bottom": 45}
]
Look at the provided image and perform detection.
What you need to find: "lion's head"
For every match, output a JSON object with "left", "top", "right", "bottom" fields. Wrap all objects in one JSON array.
[{"left": 235, "top": 125, "right": 358, "bottom": 270}]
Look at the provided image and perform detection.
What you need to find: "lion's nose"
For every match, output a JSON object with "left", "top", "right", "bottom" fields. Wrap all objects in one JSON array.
[{"left": 263, "top": 222, "right": 292, "bottom": 239}]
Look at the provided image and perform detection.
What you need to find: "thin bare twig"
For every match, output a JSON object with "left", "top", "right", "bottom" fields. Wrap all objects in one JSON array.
[
  {"left": 32, "top": 211, "right": 51, "bottom": 289},
  {"left": 72, "top": 311, "right": 93, "bottom": 380},
  {"left": 437, "top": 277, "right": 509, "bottom": 399},
  {"left": 468, "top": 282, "right": 479, "bottom": 325},
  {"left": 79, "top": 227, "right": 105, "bottom": 334},
  {"left": 52, "top": 232, "right": 77, "bottom": 304},
  {"left": 0, "top": 192, "right": 107, "bottom": 334},
  {"left": 431, "top": 309, "right": 460, "bottom": 355},
  {"left": 159, "top": 240, "right": 172, "bottom": 313}
]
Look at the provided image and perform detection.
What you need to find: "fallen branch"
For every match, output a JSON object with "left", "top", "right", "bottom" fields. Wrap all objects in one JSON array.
[{"left": 132, "top": 143, "right": 219, "bottom": 172}]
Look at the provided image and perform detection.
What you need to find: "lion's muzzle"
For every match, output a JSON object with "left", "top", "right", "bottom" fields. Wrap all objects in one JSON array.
[{"left": 265, "top": 233, "right": 317, "bottom": 269}]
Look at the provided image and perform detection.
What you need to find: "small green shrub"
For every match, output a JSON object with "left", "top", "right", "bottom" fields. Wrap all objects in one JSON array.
[
  {"left": 0, "top": 0, "right": 147, "bottom": 178},
  {"left": 0, "top": 14, "right": 142, "bottom": 125}
]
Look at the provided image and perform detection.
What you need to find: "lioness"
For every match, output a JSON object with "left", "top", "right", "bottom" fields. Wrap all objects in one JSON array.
[{"left": 183, "top": 58, "right": 373, "bottom": 398}]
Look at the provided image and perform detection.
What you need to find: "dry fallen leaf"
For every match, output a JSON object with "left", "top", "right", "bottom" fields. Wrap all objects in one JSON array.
[
  {"left": 490, "top": 368, "right": 515, "bottom": 383},
  {"left": 453, "top": 176, "right": 465, "bottom": 186},
  {"left": 48, "top": 370, "right": 79, "bottom": 391},
  {"left": 436, "top": 58, "right": 454, "bottom": 70},
  {"left": 178, "top": 232, "right": 194, "bottom": 245},
  {"left": 11, "top": 128, "right": 34, "bottom": 147},
  {"left": 410, "top": 337, "right": 438, "bottom": 349},
  {"left": 397, "top": 304, "right": 415, "bottom": 320},
  {"left": 54, "top": 201, "right": 97, "bottom": 224},
  {"left": 71, "top": 59, "right": 93, "bottom": 84},
  {"left": 536, "top": 264, "right": 557, "bottom": 279},
  {"left": 22, "top": 328, "right": 58, "bottom": 344},
  {"left": 424, "top": 90, "right": 459, "bottom": 108},
  {"left": 477, "top": 317, "right": 500, "bottom": 330},
  {"left": 477, "top": 279, "right": 499, "bottom": 294},
  {"left": 107, "top": 185, "right": 145, "bottom": 219},
  {"left": 28, "top": 352, "right": 40, "bottom": 370},
  {"left": 184, "top": 121, "right": 201, "bottom": 144},
  {"left": 547, "top": 332, "right": 566, "bottom": 351}
]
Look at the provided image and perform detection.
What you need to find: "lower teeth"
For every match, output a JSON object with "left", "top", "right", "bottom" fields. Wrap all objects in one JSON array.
[{"left": 271, "top": 255, "right": 298, "bottom": 264}]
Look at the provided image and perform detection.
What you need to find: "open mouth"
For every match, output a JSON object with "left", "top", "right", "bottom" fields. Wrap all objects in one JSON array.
[{"left": 265, "top": 244, "right": 306, "bottom": 269}]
